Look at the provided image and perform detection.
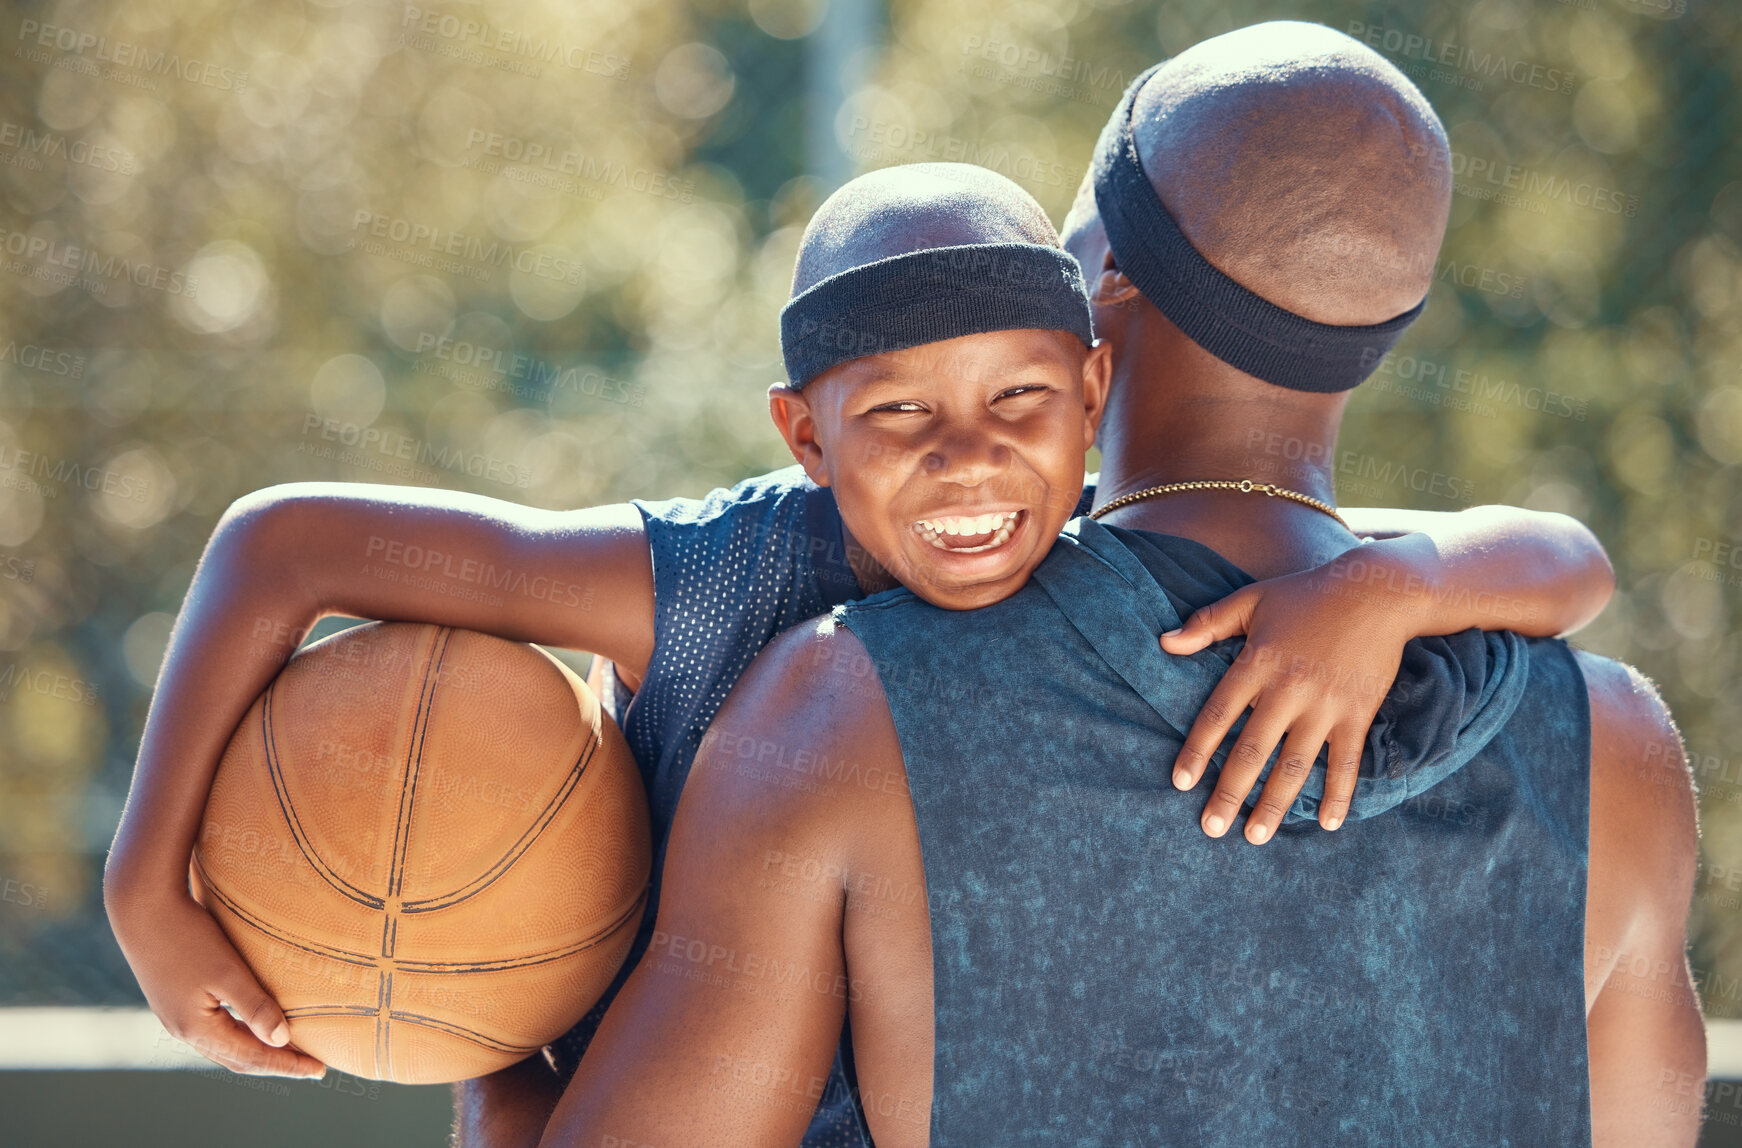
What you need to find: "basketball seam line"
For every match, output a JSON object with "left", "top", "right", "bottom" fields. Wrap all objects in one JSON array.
[
  {"left": 401, "top": 735, "right": 599, "bottom": 914},
  {"left": 388, "top": 624, "right": 448, "bottom": 908},
  {"left": 262, "top": 685, "right": 385, "bottom": 911},
  {"left": 375, "top": 968, "right": 392, "bottom": 1079},
  {"left": 279, "top": 1008, "right": 541, "bottom": 1056},
  {"left": 189, "top": 853, "right": 379, "bottom": 968},
  {"left": 385, "top": 1010, "right": 541, "bottom": 1054},
  {"left": 381, "top": 623, "right": 451, "bottom": 1078},
  {"left": 197, "top": 868, "right": 650, "bottom": 972},
  {"left": 255, "top": 628, "right": 604, "bottom": 917}
]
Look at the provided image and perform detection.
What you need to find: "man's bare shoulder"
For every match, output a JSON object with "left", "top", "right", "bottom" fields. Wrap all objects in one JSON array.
[
  {"left": 1574, "top": 649, "right": 1692, "bottom": 800},
  {"left": 1574, "top": 649, "right": 1680, "bottom": 737},
  {"left": 750, "top": 614, "right": 893, "bottom": 717},
  {"left": 545, "top": 620, "right": 893, "bottom": 1144},
  {"left": 1573, "top": 654, "right": 1706, "bottom": 1147},
  {"left": 683, "top": 616, "right": 909, "bottom": 848},
  {"left": 1573, "top": 648, "right": 1698, "bottom": 921}
]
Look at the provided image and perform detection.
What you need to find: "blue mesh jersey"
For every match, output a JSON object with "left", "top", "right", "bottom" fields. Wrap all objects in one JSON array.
[{"left": 545, "top": 464, "right": 1093, "bottom": 1145}]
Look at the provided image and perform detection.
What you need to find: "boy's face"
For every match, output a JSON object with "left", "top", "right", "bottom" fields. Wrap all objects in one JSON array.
[{"left": 772, "top": 329, "right": 1110, "bottom": 611}]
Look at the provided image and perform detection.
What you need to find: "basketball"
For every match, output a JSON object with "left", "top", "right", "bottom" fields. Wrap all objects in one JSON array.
[{"left": 189, "top": 622, "right": 651, "bottom": 1085}]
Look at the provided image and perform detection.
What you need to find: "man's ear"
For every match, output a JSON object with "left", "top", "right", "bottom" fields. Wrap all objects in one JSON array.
[
  {"left": 1092, "top": 243, "right": 1141, "bottom": 308},
  {"left": 767, "top": 382, "right": 830, "bottom": 486},
  {"left": 1080, "top": 339, "right": 1113, "bottom": 450}
]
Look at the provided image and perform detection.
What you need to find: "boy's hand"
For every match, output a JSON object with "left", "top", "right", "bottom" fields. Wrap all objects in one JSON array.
[
  {"left": 112, "top": 889, "right": 327, "bottom": 1078},
  {"left": 1160, "top": 557, "right": 1417, "bottom": 844}
]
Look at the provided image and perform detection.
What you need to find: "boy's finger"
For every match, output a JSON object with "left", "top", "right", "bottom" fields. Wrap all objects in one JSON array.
[
  {"left": 1159, "top": 587, "right": 1258, "bottom": 656},
  {"left": 211, "top": 1040, "right": 327, "bottom": 1079},
  {"left": 1319, "top": 724, "right": 1364, "bottom": 831},
  {"left": 191, "top": 953, "right": 293, "bottom": 1048},
  {"left": 227, "top": 976, "right": 291, "bottom": 1048},
  {"left": 1172, "top": 670, "right": 1257, "bottom": 791},
  {"left": 181, "top": 1012, "right": 326, "bottom": 1078},
  {"left": 1199, "top": 700, "right": 1292, "bottom": 839},
  {"left": 1245, "top": 722, "right": 1332, "bottom": 845}
]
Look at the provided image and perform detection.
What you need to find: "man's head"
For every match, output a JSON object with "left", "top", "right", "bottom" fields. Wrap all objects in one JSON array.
[
  {"left": 1062, "top": 21, "right": 1450, "bottom": 426},
  {"left": 772, "top": 164, "right": 1111, "bottom": 611}
]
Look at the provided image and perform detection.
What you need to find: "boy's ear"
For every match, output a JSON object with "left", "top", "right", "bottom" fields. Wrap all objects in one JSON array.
[
  {"left": 767, "top": 383, "right": 830, "bottom": 486},
  {"left": 1080, "top": 339, "right": 1113, "bottom": 450}
]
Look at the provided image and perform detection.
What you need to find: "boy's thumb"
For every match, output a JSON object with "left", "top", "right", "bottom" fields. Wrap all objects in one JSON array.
[
  {"left": 1159, "top": 588, "right": 1257, "bottom": 655},
  {"left": 233, "top": 979, "right": 290, "bottom": 1047}
]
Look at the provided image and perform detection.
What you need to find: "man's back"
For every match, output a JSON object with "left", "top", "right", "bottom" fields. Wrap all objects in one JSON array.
[
  {"left": 836, "top": 520, "right": 1590, "bottom": 1145},
  {"left": 542, "top": 521, "right": 1701, "bottom": 1147}
]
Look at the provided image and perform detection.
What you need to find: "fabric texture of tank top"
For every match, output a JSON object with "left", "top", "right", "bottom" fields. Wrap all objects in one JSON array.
[{"left": 835, "top": 517, "right": 1591, "bottom": 1146}]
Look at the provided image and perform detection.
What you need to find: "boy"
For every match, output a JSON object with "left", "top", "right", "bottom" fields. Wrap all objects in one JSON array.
[{"left": 104, "top": 163, "right": 1611, "bottom": 1146}]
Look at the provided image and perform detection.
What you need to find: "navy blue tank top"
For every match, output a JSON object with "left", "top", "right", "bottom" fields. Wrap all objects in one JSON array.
[{"left": 837, "top": 518, "right": 1592, "bottom": 1146}]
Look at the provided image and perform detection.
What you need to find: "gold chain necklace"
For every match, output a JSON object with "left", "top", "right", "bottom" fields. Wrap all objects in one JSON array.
[{"left": 1089, "top": 478, "right": 1350, "bottom": 530}]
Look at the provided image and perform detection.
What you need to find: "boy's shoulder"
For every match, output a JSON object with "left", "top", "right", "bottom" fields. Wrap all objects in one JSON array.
[
  {"left": 630, "top": 463, "right": 818, "bottom": 527},
  {"left": 631, "top": 463, "right": 859, "bottom": 616}
]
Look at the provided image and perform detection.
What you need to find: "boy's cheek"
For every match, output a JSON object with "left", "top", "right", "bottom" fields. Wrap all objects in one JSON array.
[
  {"left": 847, "top": 437, "right": 917, "bottom": 494},
  {"left": 828, "top": 476, "right": 908, "bottom": 568},
  {"left": 855, "top": 461, "right": 904, "bottom": 497}
]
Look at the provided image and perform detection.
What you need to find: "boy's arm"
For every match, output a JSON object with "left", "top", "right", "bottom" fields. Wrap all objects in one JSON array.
[
  {"left": 1337, "top": 504, "right": 1615, "bottom": 633},
  {"left": 104, "top": 482, "right": 655, "bottom": 1076},
  {"left": 1160, "top": 504, "right": 1614, "bottom": 843}
]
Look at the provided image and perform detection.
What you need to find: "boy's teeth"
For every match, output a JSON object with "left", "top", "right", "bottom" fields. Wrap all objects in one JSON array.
[
  {"left": 916, "top": 511, "right": 1016, "bottom": 536},
  {"left": 912, "top": 511, "right": 1019, "bottom": 552}
]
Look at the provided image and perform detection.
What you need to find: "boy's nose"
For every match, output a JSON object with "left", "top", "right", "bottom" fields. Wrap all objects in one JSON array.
[{"left": 922, "top": 427, "right": 1009, "bottom": 487}]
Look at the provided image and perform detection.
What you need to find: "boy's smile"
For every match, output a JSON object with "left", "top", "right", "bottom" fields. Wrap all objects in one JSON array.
[
  {"left": 771, "top": 328, "right": 1109, "bottom": 611},
  {"left": 912, "top": 509, "right": 1021, "bottom": 553}
]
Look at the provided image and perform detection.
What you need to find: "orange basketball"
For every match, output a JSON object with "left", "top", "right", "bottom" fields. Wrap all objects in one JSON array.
[{"left": 191, "top": 622, "right": 651, "bottom": 1084}]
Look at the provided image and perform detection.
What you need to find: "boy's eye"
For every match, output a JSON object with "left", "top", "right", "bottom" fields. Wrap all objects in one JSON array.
[
  {"left": 994, "top": 384, "right": 1051, "bottom": 402},
  {"left": 869, "top": 401, "right": 927, "bottom": 414}
]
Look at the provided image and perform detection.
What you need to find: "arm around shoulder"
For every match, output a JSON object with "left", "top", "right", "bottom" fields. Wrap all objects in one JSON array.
[{"left": 1336, "top": 504, "right": 1614, "bottom": 637}]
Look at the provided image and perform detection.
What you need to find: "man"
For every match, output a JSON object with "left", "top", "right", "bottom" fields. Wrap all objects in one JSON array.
[{"left": 535, "top": 21, "right": 1703, "bottom": 1148}]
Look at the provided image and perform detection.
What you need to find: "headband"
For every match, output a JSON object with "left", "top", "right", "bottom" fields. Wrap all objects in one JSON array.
[
  {"left": 1091, "top": 64, "right": 1426, "bottom": 393},
  {"left": 780, "top": 242, "right": 1095, "bottom": 390}
]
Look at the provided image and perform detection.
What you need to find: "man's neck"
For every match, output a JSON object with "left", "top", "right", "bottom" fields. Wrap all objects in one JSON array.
[
  {"left": 1091, "top": 492, "right": 1356, "bottom": 581},
  {"left": 1093, "top": 369, "right": 1357, "bottom": 581}
]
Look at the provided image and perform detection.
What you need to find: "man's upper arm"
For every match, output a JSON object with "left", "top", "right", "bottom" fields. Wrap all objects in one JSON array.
[
  {"left": 241, "top": 482, "right": 655, "bottom": 672},
  {"left": 1580, "top": 650, "right": 1700, "bottom": 990},
  {"left": 539, "top": 618, "right": 886, "bottom": 1148},
  {"left": 1579, "top": 649, "right": 1705, "bottom": 1147}
]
